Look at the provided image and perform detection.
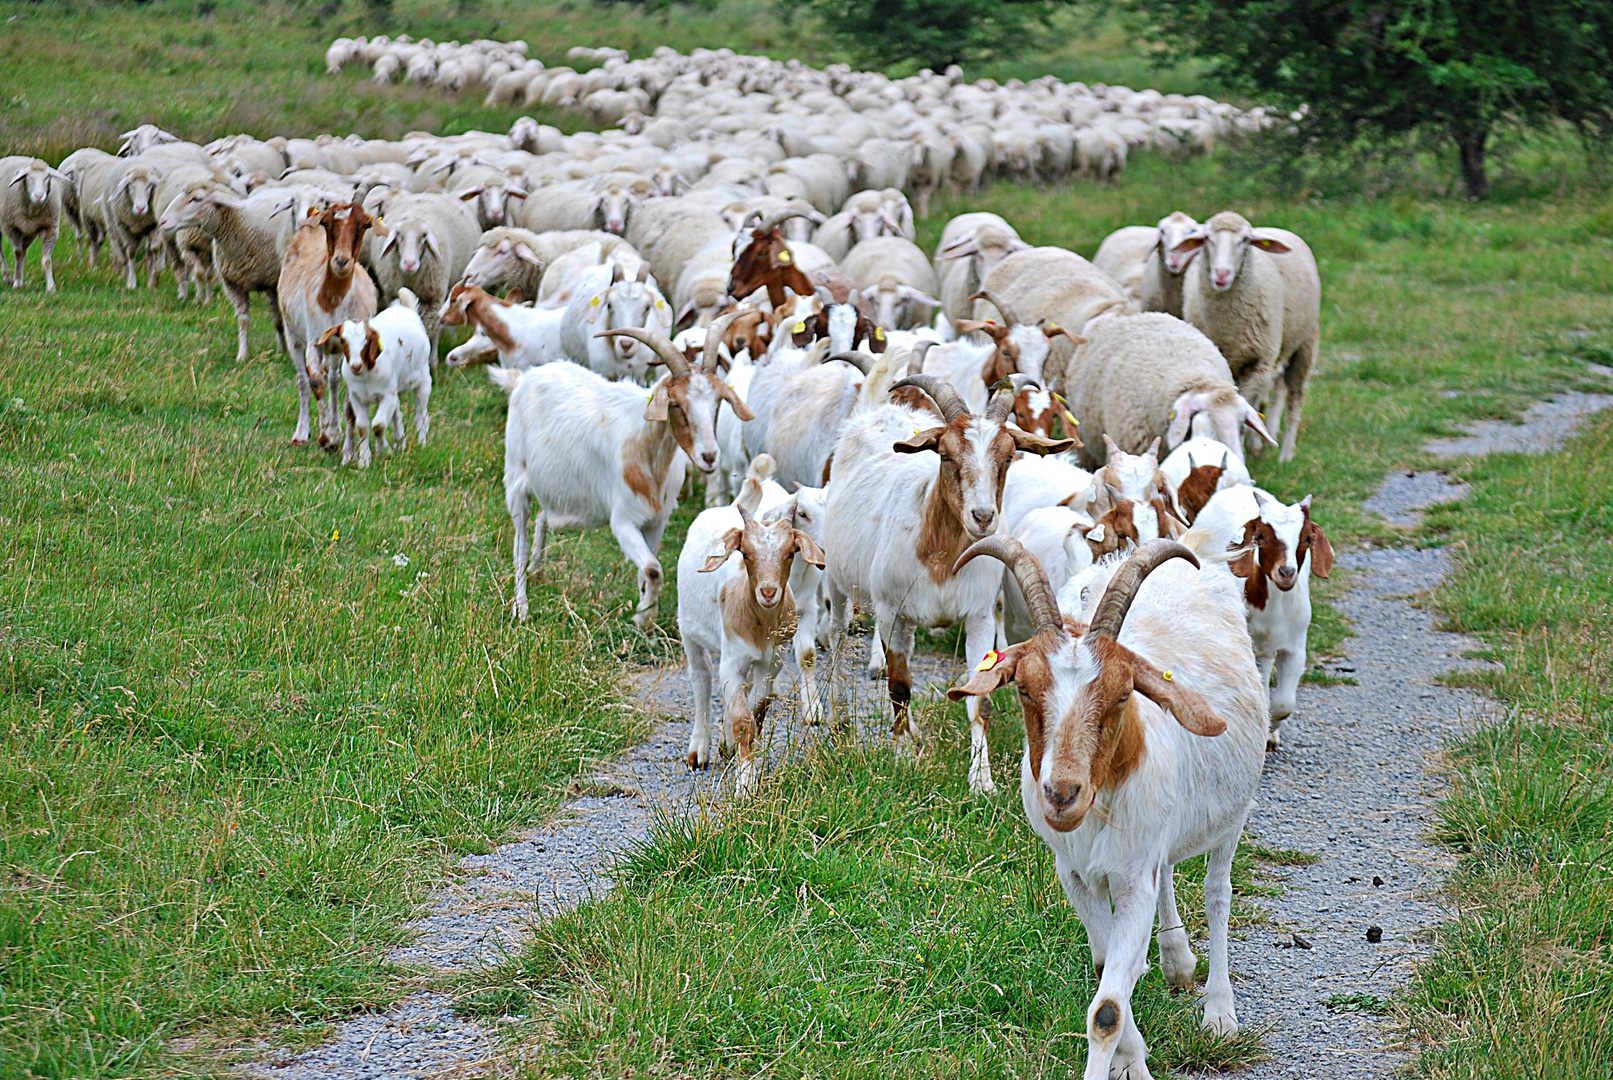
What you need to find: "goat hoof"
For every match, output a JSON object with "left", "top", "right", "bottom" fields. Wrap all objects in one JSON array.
[{"left": 291, "top": 437, "right": 309, "bottom": 447}]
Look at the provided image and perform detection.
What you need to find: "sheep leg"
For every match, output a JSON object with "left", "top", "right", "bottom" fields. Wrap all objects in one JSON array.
[
  {"left": 963, "top": 609, "right": 998, "bottom": 794},
  {"left": 1202, "top": 823, "right": 1247, "bottom": 1037},
  {"left": 224, "top": 280, "right": 253, "bottom": 363},
  {"left": 685, "top": 639, "right": 715, "bottom": 769},
  {"left": 882, "top": 616, "right": 919, "bottom": 750},
  {"left": 1155, "top": 864, "right": 1197, "bottom": 992},
  {"left": 8, "top": 234, "right": 24, "bottom": 287},
  {"left": 610, "top": 511, "right": 663, "bottom": 629},
  {"left": 40, "top": 228, "right": 57, "bottom": 293},
  {"left": 145, "top": 243, "right": 159, "bottom": 289},
  {"left": 1081, "top": 879, "right": 1159, "bottom": 1080},
  {"left": 267, "top": 290, "right": 289, "bottom": 360},
  {"left": 1058, "top": 858, "right": 1115, "bottom": 977},
  {"left": 1269, "top": 640, "right": 1304, "bottom": 749},
  {"left": 1278, "top": 336, "right": 1316, "bottom": 463},
  {"left": 508, "top": 473, "right": 532, "bottom": 621}
]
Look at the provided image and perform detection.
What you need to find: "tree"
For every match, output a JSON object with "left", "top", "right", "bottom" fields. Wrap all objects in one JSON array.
[
  {"left": 1126, "top": 0, "right": 1613, "bottom": 198},
  {"left": 806, "top": 0, "right": 1072, "bottom": 73}
]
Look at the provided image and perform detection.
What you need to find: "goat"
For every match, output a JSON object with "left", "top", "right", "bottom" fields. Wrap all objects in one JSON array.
[
  {"left": 439, "top": 282, "right": 566, "bottom": 369},
  {"left": 1195, "top": 485, "right": 1333, "bottom": 748},
  {"left": 278, "top": 203, "right": 378, "bottom": 447},
  {"left": 823, "top": 376, "right": 1073, "bottom": 794},
  {"left": 313, "top": 290, "right": 432, "bottom": 467},
  {"left": 948, "top": 536, "right": 1266, "bottom": 1080},
  {"left": 493, "top": 316, "right": 753, "bottom": 626}
]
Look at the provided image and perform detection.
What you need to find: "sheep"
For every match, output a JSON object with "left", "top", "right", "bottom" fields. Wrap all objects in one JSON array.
[
  {"left": 812, "top": 190, "right": 899, "bottom": 262},
  {"left": 312, "top": 290, "right": 432, "bottom": 467},
  {"left": 677, "top": 458, "right": 825, "bottom": 792},
  {"left": 57, "top": 147, "right": 115, "bottom": 266},
  {"left": 150, "top": 161, "right": 233, "bottom": 302},
  {"left": 0, "top": 157, "right": 66, "bottom": 291},
  {"left": 439, "top": 282, "right": 567, "bottom": 369},
  {"left": 493, "top": 319, "right": 754, "bottom": 626},
  {"left": 934, "top": 212, "right": 1030, "bottom": 327},
  {"left": 840, "top": 236, "right": 941, "bottom": 331},
  {"left": 1091, "top": 226, "right": 1155, "bottom": 304},
  {"left": 278, "top": 203, "right": 379, "bottom": 448},
  {"left": 979, "top": 247, "right": 1134, "bottom": 392},
  {"left": 102, "top": 158, "right": 164, "bottom": 289},
  {"left": 906, "top": 131, "right": 955, "bottom": 218},
  {"left": 822, "top": 376, "right": 1073, "bottom": 794},
  {"left": 446, "top": 164, "right": 527, "bottom": 230},
  {"left": 1174, "top": 211, "right": 1320, "bottom": 461},
  {"left": 1073, "top": 125, "right": 1127, "bottom": 183},
  {"left": 673, "top": 235, "right": 737, "bottom": 329},
  {"left": 561, "top": 261, "right": 674, "bottom": 382},
  {"left": 459, "top": 226, "right": 548, "bottom": 300},
  {"left": 625, "top": 198, "right": 732, "bottom": 294},
  {"left": 367, "top": 192, "right": 481, "bottom": 360},
  {"left": 1063, "top": 312, "right": 1276, "bottom": 472},
  {"left": 948, "top": 534, "right": 1265, "bottom": 1080},
  {"left": 537, "top": 237, "right": 648, "bottom": 305},
  {"left": 1092, "top": 213, "right": 1200, "bottom": 316},
  {"left": 157, "top": 184, "right": 289, "bottom": 362},
  {"left": 117, "top": 125, "right": 181, "bottom": 158},
  {"left": 1195, "top": 486, "right": 1333, "bottom": 749}
]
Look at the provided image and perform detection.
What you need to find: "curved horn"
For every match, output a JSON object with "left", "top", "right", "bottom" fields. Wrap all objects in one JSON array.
[
  {"left": 954, "top": 535, "right": 1061, "bottom": 635},
  {"left": 969, "top": 289, "right": 1021, "bottom": 327},
  {"left": 596, "top": 327, "right": 688, "bottom": 377},
  {"left": 757, "top": 208, "right": 811, "bottom": 233},
  {"left": 985, "top": 377, "right": 1016, "bottom": 423},
  {"left": 828, "top": 350, "right": 873, "bottom": 374},
  {"left": 908, "top": 338, "right": 939, "bottom": 372},
  {"left": 701, "top": 310, "right": 740, "bottom": 373},
  {"left": 891, "top": 374, "right": 969, "bottom": 422},
  {"left": 1088, "top": 540, "right": 1200, "bottom": 640}
]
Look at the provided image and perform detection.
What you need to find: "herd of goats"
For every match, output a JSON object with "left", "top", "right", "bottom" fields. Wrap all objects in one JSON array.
[{"left": 1, "top": 42, "right": 1333, "bottom": 1080}]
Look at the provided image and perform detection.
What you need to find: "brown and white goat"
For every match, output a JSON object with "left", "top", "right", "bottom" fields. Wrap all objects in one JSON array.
[
  {"left": 677, "top": 495, "right": 825, "bottom": 793},
  {"left": 278, "top": 202, "right": 378, "bottom": 447},
  {"left": 949, "top": 536, "right": 1266, "bottom": 1080},
  {"left": 822, "top": 375, "right": 1074, "bottom": 793},
  {"left": 726, "top": 211, "right": 815, "bottom": 311}
]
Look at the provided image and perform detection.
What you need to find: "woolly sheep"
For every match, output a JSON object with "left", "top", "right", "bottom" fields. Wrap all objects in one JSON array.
[
  {"left": 840, "top": 235, "right": 941, "bottom": 331},
  {"left": 978, "top": 246, "right": 1133, "bottom": 392},
  {"left": 0, "top": 157, "right": 65, "bottom": 291},
  {"left": 368, "top": 192, "right": 481, "bottom": 361}
]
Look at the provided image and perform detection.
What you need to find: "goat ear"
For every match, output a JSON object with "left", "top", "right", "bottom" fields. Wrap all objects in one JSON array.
[
  {"left": 585, "top": 293, "right": 606, "bottom": 323},
  {"left": 699, "top": 528, "right": 744, "bottom": 572},
  {"left": 1131, "top": 658, "right": 1225, "bottom": 736},
  {"left": 715, "top": 378, "right": 756, "bottom": 423},
  {"left": 893, "top": 427, "right": 945, "bottom": 454},
  {"left": 643, "top": 381, "right": 670, "bottom": 422},
  {"left": 315, "top": 325, "right": 345, "bottom": 353},
  {"left": 793, "top": 530, "right": 826, "bottom": 569},
  {"left": 1227, "top": 520, "right": 1259, "bottom": 580},
  {"left": 1302, "top": 510, "right": 1334, "bottom": 579},
  {"left": 361, "top": 325, "right": 382, "bottom": 371},
  {"left": 1011, "top": 429, "right": 1078, "bottom": 456},
  {"left": 946, "top": 645, "right": 1020, "bottom": 701}
]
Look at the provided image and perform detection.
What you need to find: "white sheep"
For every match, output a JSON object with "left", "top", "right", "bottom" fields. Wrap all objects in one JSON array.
[{"left": 0, "top": 157, "right": 66, "bottom": 291}]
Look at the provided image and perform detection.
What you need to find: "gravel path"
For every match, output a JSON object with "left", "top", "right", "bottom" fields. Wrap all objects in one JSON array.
[{"left": 244, "top": 385, "right": 1612, "bottom": 1079}]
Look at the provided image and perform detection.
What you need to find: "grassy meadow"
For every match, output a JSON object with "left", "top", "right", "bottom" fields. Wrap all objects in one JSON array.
[{"left": 1, "top": 2, "right": 1612, "bottom": 1078}]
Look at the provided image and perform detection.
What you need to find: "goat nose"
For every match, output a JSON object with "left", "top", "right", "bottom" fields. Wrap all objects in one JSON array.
[
  {"left": 971, "top": 508, "right": 996, "bottom": 531},
  {"left": 700, "top": 450, "right": 718, "bottom": 469},
  {"left": 1043, "top": 780, "right": 1082, "bottom": 811},
  {"left": 759, "top": 585, "right": 779, "bottom": 604}
]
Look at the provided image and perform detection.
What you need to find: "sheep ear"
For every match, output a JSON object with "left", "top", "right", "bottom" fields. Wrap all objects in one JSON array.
[
  {"left": 793, "top": 530, "right": 826, "bottom": 568},
  {"left": 893, "top": 427, "right": 945, "bottom": 454},
  {"left": 699, "top": 528, "right": 743, "bottom": 571},
  {"left": 1132, "top": 656, "right": 1225, "bottom": 736},
  {"left": 512, "top": 242, "right": 541, "bottom": 266},
  {"left": 1241, "top": 399, "right": 1278, "bottom": 446},
  {"left": 946, "top": 645, "right": 1021, "bottom": 701},
  {"left": 1170, "top": 234, "right": 1206, "bottom": 255},
  {"left": 1166, "top": 391, "right": 1205, "bottom": 448},
  {"left": 379, "top": 230, "right": 400, "bottom": 256},
  {"left": 423, "top": 230, "right": 441, "bottom": 260},
  {"left": 1250, "top": 231, "right": 1292, "bottom": 254},
  {"left": 458, "top": 188, "right": 482, "bottom": 201},
  {"left": 643, "top": 381, "right": 670, "bottom": 422}
]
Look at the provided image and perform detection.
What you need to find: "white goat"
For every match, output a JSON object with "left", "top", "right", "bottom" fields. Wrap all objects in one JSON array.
[{"left": 314, "top": 290, "right": 432, "bottom": 467}]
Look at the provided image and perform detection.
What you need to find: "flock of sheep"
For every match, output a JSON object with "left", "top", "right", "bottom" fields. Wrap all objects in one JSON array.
[{"left": 2, "top": 40, "right": 1331, "bottom": 1080}]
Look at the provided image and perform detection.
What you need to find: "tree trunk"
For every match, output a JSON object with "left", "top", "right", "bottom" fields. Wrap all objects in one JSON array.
[{"left": 1456, "top": 128, "right": 1489, "bottom": 200}]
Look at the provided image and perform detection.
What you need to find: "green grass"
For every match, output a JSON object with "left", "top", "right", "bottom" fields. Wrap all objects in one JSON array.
[
  {"left": 4, "top": 2, "right": 1613, "bottom": 1077},
  {"left": 1400, "top": 411, "right": 1613, "bottom": 1078}
]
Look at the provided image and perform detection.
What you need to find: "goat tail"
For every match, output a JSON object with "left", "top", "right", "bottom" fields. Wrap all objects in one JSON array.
[
  {"left": 733, "top": 453, "right": 775, "bottom": 517},
  {"left": 395, "top": 287, "right": 420, "bottom": 312},
  {"left": 487, "top": 366, "right": 524, "bottom": 394},
  {"left": 1180, "top": 512, "right": 1247, "bottom": 566}
]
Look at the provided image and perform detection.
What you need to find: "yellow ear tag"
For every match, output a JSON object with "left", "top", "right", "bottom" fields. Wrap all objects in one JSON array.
[
  {"left": 1064, "top": 413, "right": 1079, "bottom": 426},
  {"left": 1169, "top": 410, "right": 1176, "bottom": 420},
  {"left": 589, "top": 296, "right": 601, "bottom": 306},
  {"left": 777, "top": 250, "right": 791, "bottom": 262},
  {"left": 1163, "top": 670, "right": 1173, "bottom": 681},
  {"left": 794, "top": 321, "right": 807, "bottom": 333},
  {"left": 975, "top": 649, "right": 1003, "bottom": 671},
  {"left": 655, "top": 299, "right": 665, "bottom": 309},
  {"left": 1258, "top": 411, "right": 1265, "bottom": 419},
  {"left": 874, "top": 327, "right": 885, "bottom": 340}
]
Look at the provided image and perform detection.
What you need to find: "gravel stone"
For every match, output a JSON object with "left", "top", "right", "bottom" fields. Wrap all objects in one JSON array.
[
  {"left": 1364, "top": 471, "right": 1469, "bottom": 528},
  {"left": 1425, "top": 390, "right": 1613, "bottom": 458}
]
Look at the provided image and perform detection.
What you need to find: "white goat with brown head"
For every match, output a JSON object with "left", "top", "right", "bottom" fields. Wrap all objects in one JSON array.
[{"left": 948, "top": 535, "right": 1266, "bottom": 1080}]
